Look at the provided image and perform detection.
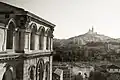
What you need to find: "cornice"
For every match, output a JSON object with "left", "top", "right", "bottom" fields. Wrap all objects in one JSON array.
[{"left": 26, "top": 11, "right": 56, "bottom": 28}]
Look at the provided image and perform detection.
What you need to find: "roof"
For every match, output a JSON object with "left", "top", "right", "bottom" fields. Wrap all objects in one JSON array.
[
  {"left": 107, "top": 65, "right": 120, "bottom": 69},
  {"left": 0, "top": 2, "right": 55, "bottom": 28},
  {"left": 27, "top": 12, "right": 56, "bottom": 27},
  {"left": 54, "top": 68, "right": 63, "bottom": 76},
  {"left": 100, "top": 65, "right": 107, "bottom": 69},
  {"left": 0, "top": 2, "right": 24, "bottom": 11}
]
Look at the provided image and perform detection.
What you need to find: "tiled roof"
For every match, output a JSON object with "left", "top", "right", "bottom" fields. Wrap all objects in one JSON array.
[
  {"left": 107, "top": 65, "right": 120, "bottom": 69},
  {"left": 54, "top": 68, "right": 63, "bottom": 76}
]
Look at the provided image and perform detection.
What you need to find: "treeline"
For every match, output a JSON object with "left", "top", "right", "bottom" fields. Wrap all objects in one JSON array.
[
  {"left": 53, "top": 40, "right": 82, "bottom": 61},
  {"left": 53, "top": 40, "right": 120, "bottom": 62}
]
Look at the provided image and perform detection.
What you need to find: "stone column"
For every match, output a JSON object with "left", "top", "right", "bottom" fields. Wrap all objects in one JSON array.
[
  {"left": 28, "top": 32, "right": 31, "bottom": 51},
  {"left": 48, "top": 37, "right": 51, "bottom": 50},
  {"left": 3, "top": 28, "right": 7, "bottom": 51},
  {"left": 24, "top": 32, "right": 30, "bottom": 52},
  {"left": 49, "top": 56, "right": 53, "bottom": 80},
  {"left": 44, "top": 36, "right": 46, "bottom": 50},
  {"left": 51, "top": 38, "right": 53, "bottom": 51},
  {"left": 35, "top": 34, "right": 39, "bottom": 50},
  {"left": 14, "top": 31, "right": 20, "bottom": 52},
  {"left": 13, "top": 34, "right": 15, "bottom": 51},
  {"left": 43, "top": 65, "right": 46, "bottom": 80},
  {"left": 19, "top": 29, "right": 25, "bottom": 53}
]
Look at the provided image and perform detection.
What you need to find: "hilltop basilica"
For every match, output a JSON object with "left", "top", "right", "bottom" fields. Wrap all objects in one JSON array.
[{"left": 87, "top": 27, "right": 97, "bottom": 34}]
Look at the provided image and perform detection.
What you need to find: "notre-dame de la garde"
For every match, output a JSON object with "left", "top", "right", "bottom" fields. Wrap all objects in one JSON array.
[{"left": 0, "top": 2, "right": 55, "bottom": 80}]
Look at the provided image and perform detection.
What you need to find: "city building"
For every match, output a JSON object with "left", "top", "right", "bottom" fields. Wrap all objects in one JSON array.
[
  {"left": 53, "top": 63, "right": 72, "bottom": 80},
  {"left": 107, "top": 64, "right": 120, "bottom": 73},
  {"left": 72, "top": 64, "right": 94, "bottom": 78},
  {"left": 0, "top": 2, "right": 55, "bottom": 80},
  {"left": 53, "top": 68, "right": 63, "bottom": 80}
]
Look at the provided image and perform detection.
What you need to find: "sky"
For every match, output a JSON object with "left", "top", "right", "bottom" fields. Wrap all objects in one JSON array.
[{"left": 1, "top": 0, "right": 120, "bottom": 39}]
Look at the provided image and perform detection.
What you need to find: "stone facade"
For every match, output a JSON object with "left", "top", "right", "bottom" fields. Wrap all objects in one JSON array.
[{"left": 0, "top": 2, "right": 55, "bottom": 80}]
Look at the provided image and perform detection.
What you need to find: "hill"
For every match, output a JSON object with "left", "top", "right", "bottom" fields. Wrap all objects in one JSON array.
[{"left": 54, "top": 28, "right": 120, "bottom": 46}]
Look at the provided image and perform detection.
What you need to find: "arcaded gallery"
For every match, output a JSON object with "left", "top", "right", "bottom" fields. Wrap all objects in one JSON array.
[{"left": 0, "top": 2, "right": 55, "bottom": 80}]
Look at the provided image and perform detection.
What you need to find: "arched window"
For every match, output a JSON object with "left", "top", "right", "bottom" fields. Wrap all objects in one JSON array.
[
  {"left": 28, "top": 65, "right": 35, "bottom": 80},
  {"left": 30, "top": 24, "right": 37, "bottom": 50},
  {"left": 6, "top": 22, "right": 15, "bottom": 49},
  {"left": 45, "top": 62, "right": 50, "bottom": 80},
  {"left": 2, "top": 64, "right": 14, "bottom": 80},
  {"left": 36, "top": 59, "right": 44, "bottom": 80},
  {"left": 39, "top": 27, "right": 45, "bottom": 50},
  {"left": 46, "top": 29, "right": 52, "bottom": 50}
]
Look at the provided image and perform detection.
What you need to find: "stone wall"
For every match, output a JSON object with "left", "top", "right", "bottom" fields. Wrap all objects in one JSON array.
[
  {"left": 23, "top": 55, "right": 52, "bottom": 80},
  {"left": 0, "top": 60, "right": 24, "bottom": 80}
]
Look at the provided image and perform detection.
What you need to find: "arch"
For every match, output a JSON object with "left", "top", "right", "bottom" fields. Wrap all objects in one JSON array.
[
  {"left": 30, "top": 23, "right": 37, "bottom": 50},
  {"left": 30, "top": 23, "right": 37, "bottom": 32},
  {"left": 6, "top": 18, "right": 16, "bottom": 29},
  {"left": 2, "top": 64, "right": 14, "bottom": 80},
  {"left": 46, "top": 28, "right": 52, "bottom": 50},
  {"left": 45, "top": 28, "right": 52, "bottom": 37},
  {"left": 6, "top": 19, "right": 16, "bottom": 49},
  {"left": 38, "top": 26, "right": 45, "bottom": 35},
  {"left": 28, "top": 65, "right": 35, "bottom": 80},
  {"left": 36, "top": 59, "right": 44, "bottom": 80},
  {"left": 38, "top": 26, "right": 45, "bottom": 50}
]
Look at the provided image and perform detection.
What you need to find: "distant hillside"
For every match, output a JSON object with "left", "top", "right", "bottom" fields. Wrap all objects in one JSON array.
[
  {"left": 54, "top": 28, "right": 120, "bottom": 46},
  {"left": 53, "top": 28, "right": 120, "bottom": 61}
]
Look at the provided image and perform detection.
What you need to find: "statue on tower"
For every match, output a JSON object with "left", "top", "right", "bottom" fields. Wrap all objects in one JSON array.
[{"left": 92, "top": 26, "right": 94, "bottom": 32}]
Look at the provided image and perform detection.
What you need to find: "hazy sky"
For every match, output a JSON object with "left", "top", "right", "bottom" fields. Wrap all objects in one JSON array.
[{"left": 1, "top": 0, "right": 120, "bottom": 39}]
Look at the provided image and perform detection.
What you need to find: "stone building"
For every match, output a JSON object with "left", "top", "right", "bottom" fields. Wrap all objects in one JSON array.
[
  {"left": 107, "top": 64, "right": 120, "bottom": 73},
  {"left": 0, "top": 2, "right": 55, "bottom": 80},
  {"left": 53, "top": 64, "right": 72, "bottom": 80},
  {"left": 53, "top": 68, "right": 63, "bottom": 80}
]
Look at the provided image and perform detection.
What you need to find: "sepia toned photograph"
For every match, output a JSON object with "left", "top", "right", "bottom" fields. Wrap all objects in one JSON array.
[{"left": 0, "top": 0, "right": 120, "bottom": 80}]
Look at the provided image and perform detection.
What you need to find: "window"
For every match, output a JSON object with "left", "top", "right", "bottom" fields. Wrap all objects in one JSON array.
[
  {"left": 30, "top": 33, "right": 35, "bottom": 50},
  {"left": 45, "top": 62, "right": 50, "bottom": 80},
  {"left": 28, "top": 65, "right": 35, "bottom": 80},
  {"left": 30, "top": 24, "right": 37, "bottom": 50},
  {"left": 36, "top": 59, "right": 44, "bottom": 80},
  {"left": 39, "top": 28, "right": 45, "bottom": 50},
  {"left": 2, "top": 64, "right": 14, "bottom": 80},
  {"left": 6, "top": 22, "right": 15, "bottom": 49}
]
